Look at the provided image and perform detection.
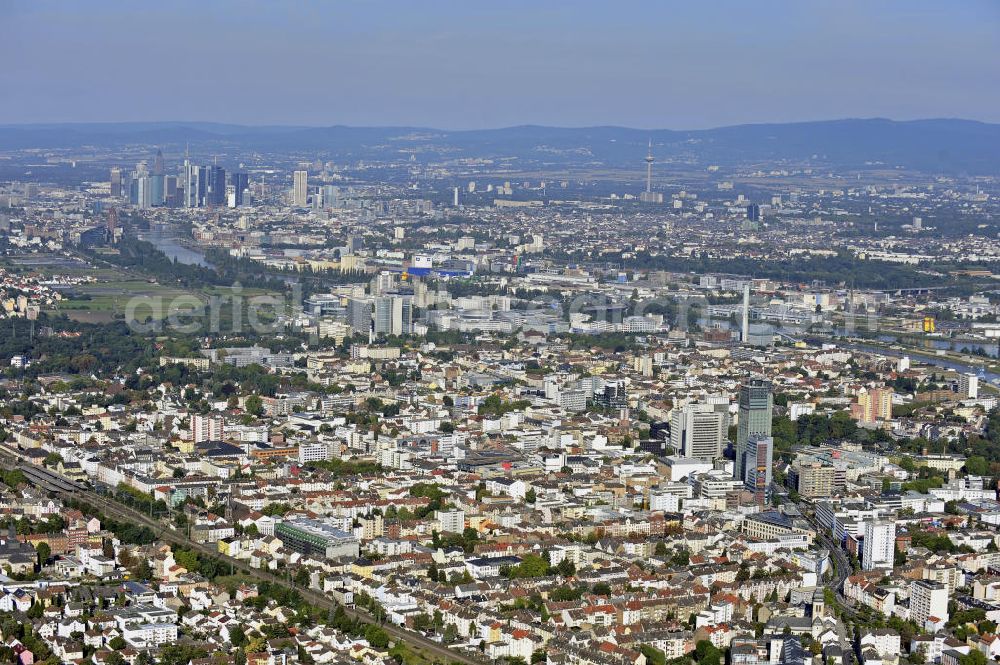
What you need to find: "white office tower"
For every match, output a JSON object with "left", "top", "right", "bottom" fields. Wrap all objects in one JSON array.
[
  {"left": 958, "top": 373, "right": 979, "bottom": 399},
  {"left": 293, "top": 170, "right": 308, "bottom": 207},
  {"left": 897, "top": 356, "right": 910, "bottom": 373},
  {"left": 670, "top": 403, "right": 726, "bottom": 461},
  {"left": 453, "top": 187, "right": 460, "bottom": 207},
  {"left": 184, "top": 160, "right": 199, "bottom": 208},
  {"left": 862, "top": 520, "right": 895, "bottom": 571},
  {"left": 136, "top": 177, "right": 152, "bottom": 209}
]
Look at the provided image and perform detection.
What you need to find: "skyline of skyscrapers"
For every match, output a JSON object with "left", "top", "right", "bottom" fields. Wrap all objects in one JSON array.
[{"left": 111, "top": 150, "right": 250, "bottom": 210}]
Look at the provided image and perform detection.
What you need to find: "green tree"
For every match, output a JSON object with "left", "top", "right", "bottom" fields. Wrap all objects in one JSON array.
[
  {"left": 554, "top": 558, "right": 576, "bottom": 577},
  {"left": 230, "top": 626, "right": 248, "bottom": 648},
  {"left": 364, "top": 625, "right": 390, "bottom": 649},
  {"left": 958, "top": 650, "right": 987, "bottom": 665},
  {"left": 966, "top": 456, "right": 989, "bottom": 476},
  {"left": 639, "top": 645, "right": 666, "bottom": 665},
  {"left": 35, "top": 542, "right": 51, "bottom": 567},
  {"left": 245, "top": 395, "right": 264, "bottom": 416},
  {"left": 173, "top": 548, "right": 200, "bottom": 572},
  {"left": 695, "top": 640, "right": 722, "bottom": 665},
  {"left": 507, "top": 554, "right": 550, "bottom": 579}
]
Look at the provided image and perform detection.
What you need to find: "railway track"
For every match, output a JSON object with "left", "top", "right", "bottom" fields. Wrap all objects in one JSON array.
[{"left": 1, "top": 448, "right": 482, "bottom": 665}]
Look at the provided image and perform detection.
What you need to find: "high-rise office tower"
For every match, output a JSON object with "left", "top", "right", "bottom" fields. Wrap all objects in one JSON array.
[
  {"left": 670, "top": 402, "right": 727, "bottom": 461},
  {"left": 136, "top": 176, "right": 152, "bottom": 210},
  {"left": 152, "top": 149, "right": 165, "bottom": 176},
  {"left": 183, "top": 160, "right": 200, "bottom": 208},
  {"left": 206, "top": 165, "right": 226, "bottom": 206},
  {"left": 293, "top": 170, "right": 308, "bottom": 207},
  {"left": 321, "top": 185, "right": 340, "bottom": 209},
  {"left": 164, "top": 176, "right": 179, "bottom": 207},
  {"left": 197, "top": 166, "right": 209, "bottom": 206},
  {"left": 347, "top": 295, "right": 413, "bottom": 337},
  {"left": 743, "top": 435, "right": 773, "bottom": 503},
  {"left": 149, "top": 174, "right": 164, "bottom": 206},
  {"left": 230, "top": 171, "right": 249, "bottom": 207},
  {"left": 348, "top": 297, "right": 374, "bottom": 335},
  {"left": 746, "top": 203, "right": 760, "bottom": 222},
  {"left": 128, "top": 176, "right": 140, "bottom": 206},
  {"left": 734, "top": 377, "right": 773, "bottom": 484},
  {"left": 373, "top": 295, "right": 413, "bottom": 336},
  {"left": 109, "top": 167, "right": 122, "bottom": 198}
]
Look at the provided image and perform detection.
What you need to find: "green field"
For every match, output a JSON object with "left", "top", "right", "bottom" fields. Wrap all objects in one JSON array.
[
  {"left": 53, "top": 278, "right": 287, "bottom": 327},
  {"left": 8, "top": 251, "right": 287, "bottom": 326}
]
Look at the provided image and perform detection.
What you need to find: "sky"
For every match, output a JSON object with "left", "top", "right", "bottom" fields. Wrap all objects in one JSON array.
[{"left": 1, "top": 0, "right": 998, "bottom": 129}]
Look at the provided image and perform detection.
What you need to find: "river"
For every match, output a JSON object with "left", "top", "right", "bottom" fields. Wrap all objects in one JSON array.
[
  {"left": 697, "top": 316, "right": 999, "bottom": 383},
  {"left": 137, "top": 227, "right": 210, "bottom": 267},
  {"left": 829, "top": 340, "right": 1000, "bottom": 385}
]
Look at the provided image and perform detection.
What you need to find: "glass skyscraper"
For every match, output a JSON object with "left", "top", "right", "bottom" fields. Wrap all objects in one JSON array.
[
  {"left": 206, "top": 166, "right": 226, "bottom": 206},
  {"left": 230, "top": 171, "right": 249, "bottom": 206},
  {"left": 734, "top": 377, "right": 773, "bottom": 486}
]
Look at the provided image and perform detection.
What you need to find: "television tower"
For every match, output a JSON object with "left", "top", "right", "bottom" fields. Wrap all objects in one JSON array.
[{"left": 645, "top": 140, "right": 654, "bottom": 194}]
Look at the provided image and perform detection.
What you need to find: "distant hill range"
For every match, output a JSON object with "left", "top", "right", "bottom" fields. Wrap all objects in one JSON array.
[{"left": 1, "top": 118, "right": 998, "bottom": 174}]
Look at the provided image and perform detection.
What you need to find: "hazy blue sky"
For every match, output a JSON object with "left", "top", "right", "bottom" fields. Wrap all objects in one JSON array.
[{"left": 2, "top": 0, "right": 998, "bottom": 129}]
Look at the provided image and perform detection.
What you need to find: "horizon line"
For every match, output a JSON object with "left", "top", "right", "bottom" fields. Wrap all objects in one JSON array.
[{"left": 0, "top": 116, "right": 994, "bottom": 134}]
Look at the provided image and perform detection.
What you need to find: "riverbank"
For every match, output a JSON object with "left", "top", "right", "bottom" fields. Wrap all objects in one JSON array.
[
  {"left": 820, "top": 336, "right": 1000, "bottom": 390},
  {"left": 137, "top": 226, "right": 211, "bottom": 267}
]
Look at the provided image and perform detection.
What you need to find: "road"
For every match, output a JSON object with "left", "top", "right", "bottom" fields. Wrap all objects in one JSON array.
[
  {"left": 2, "top": 451, "right": 482, "bottom": 665},
  {"left": 802, "top": 508, "right": 858, "bottom": 664}
]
